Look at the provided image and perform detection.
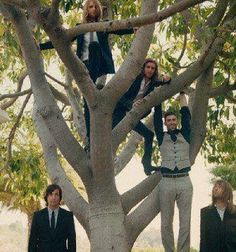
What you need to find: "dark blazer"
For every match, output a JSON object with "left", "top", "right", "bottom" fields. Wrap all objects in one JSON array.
[
  {"left": 40, "top": 25, "right": 133, "bottom": 76},
  {"left": 200, "top": 205, "right": 236, "bottom": 252},
  {"left": 76, "top": 27, "right": 133, "bottom": 75},
  {"left": 115, "top": 74, "right": 170, "bottom": 113},
  {"left": 28, "top": 207, "right": 76, "bottom": 252}
]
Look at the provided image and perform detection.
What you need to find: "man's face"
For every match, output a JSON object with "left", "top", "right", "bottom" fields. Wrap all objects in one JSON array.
[
  {"left": 47, "top": 189, "right": 60, "bottom": 209},
  {"left": 165, "top": 115, "right": 177, "bottom": 131},
  {"left": 143, "top": 62, "right": 156, "bottom": 79},
  {"left": 87, "top": 1, "right": 97, "bottom": 18},
  {"left": 213, "top": 183, "right": 224, "bottom": 199}
]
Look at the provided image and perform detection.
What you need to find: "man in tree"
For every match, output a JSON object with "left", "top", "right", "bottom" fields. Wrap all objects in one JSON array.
[
  {"left": 28, "top": 184, "right": 76, "bottom": 252},
  {"left": 200, "top": 179, "right": 236, "bottom": 252},
  {"left": 40, "top": 0, "right": 134, "bottom": 147},
  {"left": 154, "top": 93, "right": 192, "bottom": 251},
  {"left": 113, "top": 58, "right": 170, "bottom": 175}
]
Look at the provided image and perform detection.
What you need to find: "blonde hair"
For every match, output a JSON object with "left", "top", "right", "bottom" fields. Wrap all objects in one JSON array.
[
  {"left": 82, "top": 0, "right": 102, "bottom": 23},
  {"left": 212, "top": 179, "right": 235, "bottom": 213}
]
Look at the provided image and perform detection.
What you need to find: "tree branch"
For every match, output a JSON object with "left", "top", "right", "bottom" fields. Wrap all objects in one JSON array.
[
  {"left": 114, "top": 116, "right": 153, "bottom": 175},
  {"left": 0, "top": 88, "right": 31, "bottom": 101},
  {"left": 6, "top": 92, "right": 32, "bottom": 167},
  {"left": 208, "top": 82, "right": 236, "bottom": 97},
  {"left": 7, "top": 5, "right": 91, "bottom": 182},
  {"left": 126, "top": 185, "right": 160, "bottom": 248},
  {"left": 0, "top": 0, "right": 28, "bottom": 9},
  {"left": 190, "top": 64, "right": 214, "bottom": 164},
  {"left": 33, "top": 104, "right": 90, "bottom": 237},
  {"left": 114, "top": 132, "right": 142, "bottom": 176},
  {"left": 224, "top": 93, "right": 236, "bottom": 104},
  {"left": 101, "top": 0, "right": 157, "bottom": 113},
  {"left": 67, "top": 0, "right": 207, "bottom": 38},
  {"left": 0, "top": 70, "right": 28, "bottom": 110},
  {"left": 121, "top": 172, "right": 161, "bottom": 215},
  {"left": 64, "top": 69, "right": 87, "bottom": 143}
]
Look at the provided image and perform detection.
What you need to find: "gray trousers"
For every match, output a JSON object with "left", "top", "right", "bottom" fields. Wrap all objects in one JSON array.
[{"left": 159, "top": 176, "right": 193, "bottom": 252}]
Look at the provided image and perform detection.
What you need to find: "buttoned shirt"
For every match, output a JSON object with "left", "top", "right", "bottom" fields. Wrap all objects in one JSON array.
[
  {"left": 81, "top": 32, "right": 99, "bottom": 61},
  {"left": 216, "top": 206, "right": 226, "bottom": 221}
]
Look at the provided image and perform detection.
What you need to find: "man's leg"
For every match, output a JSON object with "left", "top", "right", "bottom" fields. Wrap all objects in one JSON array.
[
  {"left": 176, "top": 176, "right": 193, "bottom": 252},
  {"left": 83, "top": 42, "right": 103, "bottom": 147},
  {"left": 159, "top": 178, "right": 176, "bottom": 252},
  {"left": 83, "top": 98, "right": 90, "bottom": 148},
  {"left": 88, "top": 42, "right": 102, "bottom": 83},
  {"left": 133, "top": 121, "right": 154, "bottom": 175}
]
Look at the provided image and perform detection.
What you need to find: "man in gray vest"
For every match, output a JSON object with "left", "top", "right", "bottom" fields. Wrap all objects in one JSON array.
[{"left": 154, "top": 93, "right": 192, "bottom": 252}]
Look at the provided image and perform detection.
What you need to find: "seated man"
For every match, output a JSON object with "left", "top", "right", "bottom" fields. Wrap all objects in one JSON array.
[
  {"left": 154, "top": 93, "right": 192, "bottom": 251},
  {"left": 113, "top": 58, "right": 170, "bottom": 175},
  {"left": 200, "top": 179, "right": 236, "bottom": 252}
]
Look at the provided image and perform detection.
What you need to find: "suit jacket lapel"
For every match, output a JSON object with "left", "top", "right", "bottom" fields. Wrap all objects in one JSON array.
[
  {"left": 54, "top": 207, "right": 64, "bottom": 236},
  {"left": 41, "top": 207, "right": 52, "bottom": 237}
]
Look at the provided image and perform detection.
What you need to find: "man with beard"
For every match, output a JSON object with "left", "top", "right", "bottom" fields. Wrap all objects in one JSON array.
[{"left": 154, "top": 92, "right": 192, "bottom": 251}]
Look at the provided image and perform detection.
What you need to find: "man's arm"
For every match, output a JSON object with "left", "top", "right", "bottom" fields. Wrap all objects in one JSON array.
[
  {"left": 154, "top": 104, "right": 164, "bottom": 146},
  {"left": 154, "top": 75, "right": 171, "bottom": 87},
  {"left": 179, "top": 93, "right": 191, "bottom": 142},
  {"left": 28, "top": 212, "right": 39, "bottom": 252},
  {"left": 68, "top": 212, "right": 76, "bottom": 252}
]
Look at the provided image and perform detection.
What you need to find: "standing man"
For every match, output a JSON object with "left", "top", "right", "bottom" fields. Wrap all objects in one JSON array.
[
  {"left": 28, "top": 184, "right": 76, "bottom": 252},
  {"left": 154, "top": 93, "right": 192, "bottom": 252},
  {"left": 40, "top": 0, "right": 134, "bottom": 146},
  {"left": 200, "top": 179, "right": 236, "bottom": 252},
  {"left": 113, "top": 58, "right": 170, "bottom": 175}
]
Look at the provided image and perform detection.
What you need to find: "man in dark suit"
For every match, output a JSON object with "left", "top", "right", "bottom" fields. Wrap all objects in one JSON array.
[
  {"left": 113, "top": 58, "right": 170, "bottom": 175},
  {"left": 200, "top": 179, "right": 236, "bottom": 252},
  {"left": 28, "top": 184, "right": 76, "bottom": 252},
  {"left": 40, "top": 0, "right": 134, "bottom": 144}
]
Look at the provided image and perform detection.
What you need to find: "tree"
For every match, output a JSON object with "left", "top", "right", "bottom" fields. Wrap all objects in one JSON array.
[{"left": 0, "top": 0, "right": 235, "bottom": 251}]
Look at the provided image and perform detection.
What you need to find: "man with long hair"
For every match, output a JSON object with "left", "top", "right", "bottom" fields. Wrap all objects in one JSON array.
[
  {"left": 40, "top": 0, "right": 134, "bottom": 146},
  {"left": 28, "top": 184, "right": 76, "bottom": 252},
  {"left": 113, "top": 58, "right": 170, "bottom": 175},
  {"left": 200, "top": 179, "right": 236, "bottom": 252}
]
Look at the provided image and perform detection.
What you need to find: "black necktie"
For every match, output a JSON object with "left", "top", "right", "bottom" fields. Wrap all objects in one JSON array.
[
  {"left": 51, "top": 211, "right": 55, "bottom": 230},
  {"left": 170, "top": 131, "right": 177, "bottom": 142}
]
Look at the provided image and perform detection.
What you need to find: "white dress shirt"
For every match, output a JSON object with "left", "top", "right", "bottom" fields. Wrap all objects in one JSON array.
[
  {"left": 81, "top": 32, "right": 99, "bottom": 61},
  {"left": 48, "top": 207, "right": 59, "bottom": 228}
]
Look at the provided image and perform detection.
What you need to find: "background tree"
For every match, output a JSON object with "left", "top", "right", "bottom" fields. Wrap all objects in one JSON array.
[{"left": 0, "top": 0, "right": 235, "bottom": 251}]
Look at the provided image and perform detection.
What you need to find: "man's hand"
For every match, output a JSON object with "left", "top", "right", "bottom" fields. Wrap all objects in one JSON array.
[
  {"left": 176, "top": 93, "right": 188, "bottom": 107},
  {"left": 162, "top": 75, "right": 171, "bottom": 82},
  {"left": 133, "top": 98, "right": 142, "bottom": 107},
  {"left": 133, "top": 27, "right": 139, "bottom": 33}
]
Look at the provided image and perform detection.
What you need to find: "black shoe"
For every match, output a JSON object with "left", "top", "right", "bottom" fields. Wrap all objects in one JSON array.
[
  {"left": 84, "top": 143, "right": 90, "bottom": 153},
  {"left": 96, "top": 83, "right": 104, "bottom": 90}
]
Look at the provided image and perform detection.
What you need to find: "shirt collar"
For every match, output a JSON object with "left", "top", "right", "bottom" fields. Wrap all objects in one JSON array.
[
  {"left": 48, "top": 207, "right": 59, "bottom": 215},
  {"left": 167, "top": 129, "right": 180, "bottom": 135}
]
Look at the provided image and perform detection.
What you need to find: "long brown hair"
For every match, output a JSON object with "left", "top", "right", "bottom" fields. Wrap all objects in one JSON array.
[
  {"left": 212, "top": 179, "right": 235, "bottom": 213},
  {"left": 82, "top": 0, "right": 102, "bottom": 23},
  {"left": 141, "top": 58, "right": 159, "bottom": 81}
]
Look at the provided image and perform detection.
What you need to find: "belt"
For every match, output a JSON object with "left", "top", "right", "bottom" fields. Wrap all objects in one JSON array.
[{"left": 162, "top": 173, "right": 189, "bottom": 178}]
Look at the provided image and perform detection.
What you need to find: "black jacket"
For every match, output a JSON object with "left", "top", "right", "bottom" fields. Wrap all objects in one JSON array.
[
  {"left": 115, "top": 74, "right": 170, "bottom": 113},
  {"left": 40, "top": 25, "right": 133, "bottom": 76},
  {"left": 200, "top": 205, "right": 236, "bottom": 252},
  {"left": 28, "top": 207, "right": 76, "bottom": 252}
]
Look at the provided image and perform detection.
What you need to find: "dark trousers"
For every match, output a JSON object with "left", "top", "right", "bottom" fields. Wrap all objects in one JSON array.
[
  {"left": 84, "top": 42, "right": 103, "bottom": 142},
  {"left": 112, "top": 110, "right": 154, "bottom": 170}
]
